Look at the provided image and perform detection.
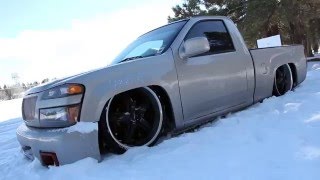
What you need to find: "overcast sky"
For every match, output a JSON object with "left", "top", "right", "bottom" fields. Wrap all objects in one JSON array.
[{"left": 0, "top": 0, "right": 181, "bottom": 86}]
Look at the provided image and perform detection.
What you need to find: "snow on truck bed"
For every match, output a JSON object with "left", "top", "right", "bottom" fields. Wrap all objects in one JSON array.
[{"left": 1, "top": 63, "right": 320, "bottom": 180}]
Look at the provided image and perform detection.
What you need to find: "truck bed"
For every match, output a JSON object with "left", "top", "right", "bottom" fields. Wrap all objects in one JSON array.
[{"left": 249, "top": 45, "right": 307, "bottom": 102}]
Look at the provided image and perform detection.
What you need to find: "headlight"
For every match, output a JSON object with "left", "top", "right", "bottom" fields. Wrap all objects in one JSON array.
[
  {"left": 39, "top": 84, "right": 84, "bottom": 127},
  {"left": 41, "top": 84, "right": 84, "bottom": 100},
  {"left": 40, "top": 105, "right": 80, "bottom": 124}
]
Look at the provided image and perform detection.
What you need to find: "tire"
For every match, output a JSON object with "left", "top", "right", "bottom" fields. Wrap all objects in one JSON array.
[
  {"left": 273, "top": 64, "right": 293, "bottom": 96},
  {"left": 101, "top": 87, "right": 164, "bottom": 152}
]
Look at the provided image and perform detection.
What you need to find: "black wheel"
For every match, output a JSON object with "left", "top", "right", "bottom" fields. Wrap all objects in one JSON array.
[
  {"left": 105, "top": 87, "right": 163, "bottom": 150},
  {"left": 273, "top": 64, "right": 293, "bottom": 96}
]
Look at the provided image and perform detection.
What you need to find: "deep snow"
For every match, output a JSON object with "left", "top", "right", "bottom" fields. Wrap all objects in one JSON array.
[{"left": 0, "top": 62, "right": 320, "bottom": 180}]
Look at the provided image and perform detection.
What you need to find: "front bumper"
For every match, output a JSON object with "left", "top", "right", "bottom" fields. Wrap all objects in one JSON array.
[{"left": 16, "top": 123, "right": 101, "bottom": 165}]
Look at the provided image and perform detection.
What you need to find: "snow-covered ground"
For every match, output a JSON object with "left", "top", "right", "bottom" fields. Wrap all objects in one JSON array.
[{"left": 1, "top": 62, "right": 320, "bottom": 180}]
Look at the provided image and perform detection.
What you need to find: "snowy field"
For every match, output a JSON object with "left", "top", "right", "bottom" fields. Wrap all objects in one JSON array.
[{"left": 1, "top": 62, "right": 320, "bottom": 180}]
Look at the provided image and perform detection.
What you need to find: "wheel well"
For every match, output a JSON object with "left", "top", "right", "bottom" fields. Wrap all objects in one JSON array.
[
  {"left": 288, "top": 63, "right": 298, "bottom": 87},
  {"left": 148, "top": 85, "right": 176, "bottom": 133}
]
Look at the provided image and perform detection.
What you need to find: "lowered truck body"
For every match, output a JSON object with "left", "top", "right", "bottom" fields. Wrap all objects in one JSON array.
[{"left": 17, "top": 16, "right": 307, "bottom": 166}]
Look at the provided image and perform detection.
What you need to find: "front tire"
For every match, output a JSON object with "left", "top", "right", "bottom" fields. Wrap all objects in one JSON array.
[
  {"left": 103, "top": 87, "right": 163, "bottom": 151},
  {"left": 273, "top": 64, "right": 293, "bottom": 96}
]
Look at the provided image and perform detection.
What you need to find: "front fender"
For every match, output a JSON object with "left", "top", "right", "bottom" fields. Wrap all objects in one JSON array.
[{"left": 70, "top": 49, "right": 184, "bottom": 129}]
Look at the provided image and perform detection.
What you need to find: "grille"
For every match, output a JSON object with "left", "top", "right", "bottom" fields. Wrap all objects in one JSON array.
[{"left": 22, "top": 96, "right": 37, "bottom": 120}]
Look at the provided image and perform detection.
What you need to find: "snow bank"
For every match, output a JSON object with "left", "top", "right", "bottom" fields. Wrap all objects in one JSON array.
[
  {"left": 308, "top": 61, "right": 320, "bottom": 71},
  {"left": 0, "top": 64, "right": 320, "bottom": 180},
  {"left": 0, "top": 98, "right": 22, "bottom": 123}
]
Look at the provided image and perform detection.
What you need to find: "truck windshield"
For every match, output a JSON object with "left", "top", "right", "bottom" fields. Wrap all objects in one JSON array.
[{"left": 112, "top": 20, "right": 187, "bottom": 64}]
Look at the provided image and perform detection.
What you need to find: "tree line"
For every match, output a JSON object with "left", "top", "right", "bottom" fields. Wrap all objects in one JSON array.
[
  {"left": 0, "top": 78, "right": 51, "bottom": 101},
  {"left": 168, "top": 0, "right": 320, "bottom": 56}
]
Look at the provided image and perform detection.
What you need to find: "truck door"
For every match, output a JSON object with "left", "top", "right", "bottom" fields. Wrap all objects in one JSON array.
[{"left": 175, "top": 20, "right": 253, "bottom": 121}]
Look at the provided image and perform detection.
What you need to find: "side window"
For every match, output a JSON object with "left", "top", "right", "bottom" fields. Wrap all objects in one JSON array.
[{"left": 185, "top": 20, "right": 235, "bottom": 55}]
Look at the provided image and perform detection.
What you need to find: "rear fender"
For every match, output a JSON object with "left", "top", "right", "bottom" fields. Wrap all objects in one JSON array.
[{"left": 250, "top": 45, "right": 306, "bottom": 102}]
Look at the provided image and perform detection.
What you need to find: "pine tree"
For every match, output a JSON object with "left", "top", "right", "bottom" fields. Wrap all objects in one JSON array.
[
  {"left": 33, "top": 81, "right": 39, "bottom": 86},
  {"left": 169, "top": 0, "right": 320, "bottom": 55},
  {"left": 41, "top": 78, "right": 49, "bottom": 84},
  {"left": 168, "top": 0, "right": 206, "bottom": 22},
  {"left": 21, "top": 83, "right": 27, "bottom": 90},
  {"left": 2, "top": 85, "right": 13, "bottom": 100}
]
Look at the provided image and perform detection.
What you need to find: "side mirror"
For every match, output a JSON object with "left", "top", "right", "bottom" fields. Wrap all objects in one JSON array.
[{"left": 179, "top": 37, "right": 210, "bottom": 59}]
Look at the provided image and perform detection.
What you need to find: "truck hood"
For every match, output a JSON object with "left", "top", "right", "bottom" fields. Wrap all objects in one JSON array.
[
  {"left": 25, "top": 67, "right": 106, "bottom": 95},
  {"left": 24, "top": 55, "right": 162, "bottom": 95}
]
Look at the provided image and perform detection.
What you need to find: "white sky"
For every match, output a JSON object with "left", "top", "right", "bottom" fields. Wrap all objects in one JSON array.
[{"left": 0, "top": 0, "right": 181, "bottom": 86}]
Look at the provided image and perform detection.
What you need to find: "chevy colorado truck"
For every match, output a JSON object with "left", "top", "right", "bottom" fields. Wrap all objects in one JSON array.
[{"left": 17, "top": 16, "right": 307, "bottom": 166}]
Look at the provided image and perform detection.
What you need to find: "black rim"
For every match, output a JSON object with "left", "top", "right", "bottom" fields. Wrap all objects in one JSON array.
[
  {"left": 275, "top": 65, "right": 292, "bottom": 95},
  {"left": 107, "top": 89, "right": 161, "bottom": 148}
]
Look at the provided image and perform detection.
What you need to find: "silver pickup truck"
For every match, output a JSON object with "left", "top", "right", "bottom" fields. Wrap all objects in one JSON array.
[{"left": 17, "top": 16, "right": 307, "bottom": 166}]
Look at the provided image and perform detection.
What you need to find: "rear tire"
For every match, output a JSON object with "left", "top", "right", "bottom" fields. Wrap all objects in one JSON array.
[
  {"left": 273, "top": 64, "right": 293, "bottom": 96},
  {"left": 100, "top": 87, "right": 164, "bottom": 153}
]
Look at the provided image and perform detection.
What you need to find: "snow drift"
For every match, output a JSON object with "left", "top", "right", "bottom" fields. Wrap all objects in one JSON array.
[{"left": 0, "top": 62, "right": 319, "bottom": 180}]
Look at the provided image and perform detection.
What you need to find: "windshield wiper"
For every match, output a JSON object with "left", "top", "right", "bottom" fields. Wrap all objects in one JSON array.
[{"left": 120, "top": 56, "right": 144, "bottom": 63}]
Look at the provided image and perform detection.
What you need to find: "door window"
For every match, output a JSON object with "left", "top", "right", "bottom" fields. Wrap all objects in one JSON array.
[{"left": 185, "top": 20, "right": 235, "bottom": 55}]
